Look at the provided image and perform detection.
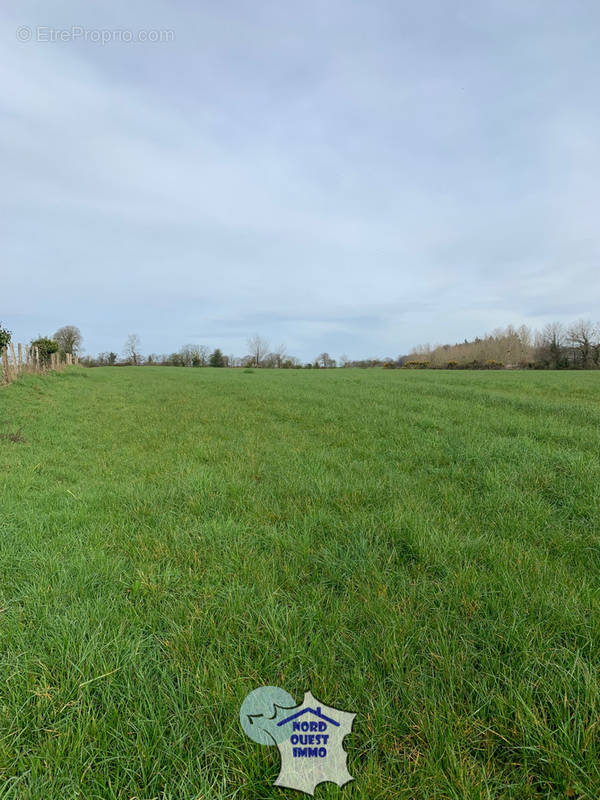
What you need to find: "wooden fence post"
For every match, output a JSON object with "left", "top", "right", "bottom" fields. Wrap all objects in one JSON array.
[
  {"left": 8, "top": 343, "right": 17, "bottom": 381},
  {"left": 18, "top": 343, "right": 23, "bottom": 368},
  {"left": 1, "top": 346, "right": 9, "bottom": 384}
]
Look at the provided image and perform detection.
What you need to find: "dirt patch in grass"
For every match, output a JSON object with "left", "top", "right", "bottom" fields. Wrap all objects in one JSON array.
[{"left": 0, "top": 428, "right": 26, "bottom": 443}]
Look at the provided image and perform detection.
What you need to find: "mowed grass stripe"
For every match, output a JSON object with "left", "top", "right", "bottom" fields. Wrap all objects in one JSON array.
[{"left": 1, "top": 367, "right": 599, "bottom": 799}]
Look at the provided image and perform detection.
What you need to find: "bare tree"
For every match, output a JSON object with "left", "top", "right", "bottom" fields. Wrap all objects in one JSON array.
[
  {"left": 178, "top": 344, "right": 209, "bottom": 367},
  {"left": 317, "top": 352, "right": 336, "bottom": 368},
  {"left": 272, "top": 343, "right": 287, "bottom": 369},
  {"left": 247, "top": 334, "right": 270, "bottom": 368},
  {"left": 535, "top": 322, "right": 566, "bottom": 369},
  {"left": 54, "top": 325, "right": 83, "bottom": 355},
  {"left": 178, "top": 344, "right": 195, "bottom": 367},
  {"left": 567, "top": 319, "right": 598, "bottom": 368},
  {"left": 124, "top": 334, "right": 142, "bottom": 365},
  {"left": 197, "top": 345, "right": 210, "bottom": 366}
]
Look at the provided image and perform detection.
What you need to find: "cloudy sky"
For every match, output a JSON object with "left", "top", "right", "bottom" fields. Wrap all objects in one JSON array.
[{"left": 2, "top": 0, "right": 599, "bottom": 360}]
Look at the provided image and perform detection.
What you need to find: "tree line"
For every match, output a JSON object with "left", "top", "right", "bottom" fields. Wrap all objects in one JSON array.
[
  {"left": 83, "top": 335, "right": 345, "bottom": 369},
  {"left": 3, "top": 319, "right": 599, "bottom": 371},
  {"left": 404, "top": 320, "right": 600, "bottom": 369}
]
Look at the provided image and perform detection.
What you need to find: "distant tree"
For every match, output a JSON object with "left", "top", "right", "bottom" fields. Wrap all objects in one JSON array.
[
  {"left": 317, "top": 352, "right": 336, "bottom": 368},
  {"left": 535, "top": 322, "right": 567, "bottom": 369},
  {"left": 124, "top": 334, "right": 142, "bottom": 365},
  {"left": 97, "top": 351, "right": 119, "bottom": 366},
  {"left": 166, "top": 352, "right": 186, "bottom": 366},
  {"left": 178, "top": 345, "right": 193, "bottom": 367},
  {"left": 184, "top": 345, "right": 209, "bottom": 367},
  {"left": 247, "top": 334, "right": 270, "bottom": 368},
  {"left": 178, "top": 344, "right": 209, "bottom": 367},
  {"left": 199, "top": 345, "right": 211, "bottom": 366},
  {"left": 209, "top": 348, "right": 225, "bottom": 367},
  {"left": 0, "top": 321, "right": 12, "bottom": 349},
  {"left": 272, "top": 343, "right": 287, "bottom": 368},
  {"left": 567, "top": 319, "right": 598, "bottom": 369},
  {"left": 199, "top": 345, "right": 210, "bottom": 366},
  {"left": 54, "top": 325, "right": 83, "bottom": 356},
  {"left": 31, "top": 336, "right": 59, "bottom": 365}
]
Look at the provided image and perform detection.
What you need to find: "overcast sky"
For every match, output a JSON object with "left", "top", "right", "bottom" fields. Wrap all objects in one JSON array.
[{"left": 2, "top": 0, "right": 599, "bottom": 360}]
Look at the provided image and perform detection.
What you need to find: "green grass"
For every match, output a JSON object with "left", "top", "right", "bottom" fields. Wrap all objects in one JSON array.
[{"left": 1, "top": 366, "right": 600, "bottom": 799}]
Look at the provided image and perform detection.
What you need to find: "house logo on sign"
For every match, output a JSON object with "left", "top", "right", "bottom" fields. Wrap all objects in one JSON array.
[{"left": 240, "top": 686, "right": 356, "bottom": 796}]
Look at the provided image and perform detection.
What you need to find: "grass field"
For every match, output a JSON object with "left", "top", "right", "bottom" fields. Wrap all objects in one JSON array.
[{"left": 1, "top": 366, "right": 600, "bottom": 799}]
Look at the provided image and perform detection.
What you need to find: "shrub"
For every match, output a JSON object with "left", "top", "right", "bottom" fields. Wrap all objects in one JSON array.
[
  {"left": 31, "top": 337, "right": 59, "bottom": 365},
  {"left": 0, "top": 321, "right": 11, "bottom": 350}
]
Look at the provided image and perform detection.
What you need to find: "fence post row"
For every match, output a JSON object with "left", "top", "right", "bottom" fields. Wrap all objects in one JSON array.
[{"left": 1, "top": 343, "right": 79, "bottom": 385}]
